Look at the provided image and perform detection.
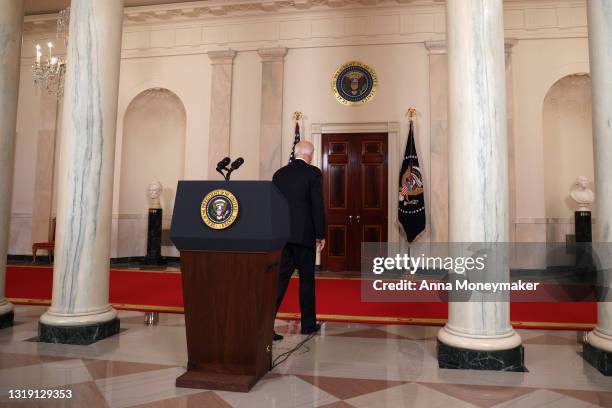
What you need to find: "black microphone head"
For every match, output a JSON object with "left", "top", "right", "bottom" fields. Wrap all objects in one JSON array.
[
  {"left": 217, "top": 157, "right": 231, "bottom": 170},
  {"left": 230, "top": 157, "right": 244, "bottom": 170}
]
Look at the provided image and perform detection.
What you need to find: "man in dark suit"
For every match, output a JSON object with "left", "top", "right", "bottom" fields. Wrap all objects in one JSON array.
[{"left": 272, "top": 141, "right": 326, "bottom": 339}]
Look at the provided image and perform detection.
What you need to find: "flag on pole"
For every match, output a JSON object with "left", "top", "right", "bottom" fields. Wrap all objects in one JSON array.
[
  {"left": 289, "top": 121, "right": 301, "bottom": 163},
  {"left": 398, "top": 120, "right": 426, "bottom": 242}
]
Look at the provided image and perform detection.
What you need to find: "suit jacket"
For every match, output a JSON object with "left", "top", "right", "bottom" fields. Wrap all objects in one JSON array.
[{"left": 273, "top": 159, "right": 326, "bottom": 247}]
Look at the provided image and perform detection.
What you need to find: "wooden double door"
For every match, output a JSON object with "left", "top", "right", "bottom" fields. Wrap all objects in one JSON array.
[{"left": 321, "top": 133, "right": 388, "bottom": 272}]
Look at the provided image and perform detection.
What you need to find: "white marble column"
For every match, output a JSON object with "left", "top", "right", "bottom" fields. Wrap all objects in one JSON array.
[
  {"left": 437, "top": 0, "right": 522, "bottom": 369},
  {"left": 0, "top": 0, "right": 24, "bottom": 328},
  {"left": 39, "top": 0, "right": 124, "bottom": 343},
  {"left": 31, "top": 95, "right": 59, "bottom": 245},
  {"left": 585, "top": 0, "right": 612, "bottom": 372},
  {"left": 258, "top": 48, "right": 287, "bottom": 180},
  {"left": 207, "top": 50, "right": 236, "bottom": 179}
]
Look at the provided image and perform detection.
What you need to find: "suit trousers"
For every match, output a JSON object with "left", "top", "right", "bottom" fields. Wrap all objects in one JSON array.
[{"left": 276, "top": 243, "right": 317, "bottom": 330}]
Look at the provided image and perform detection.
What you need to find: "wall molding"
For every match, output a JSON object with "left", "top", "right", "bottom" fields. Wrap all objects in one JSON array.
[{"left": 21, "top": 0, "right": 587, "bottom": 61}]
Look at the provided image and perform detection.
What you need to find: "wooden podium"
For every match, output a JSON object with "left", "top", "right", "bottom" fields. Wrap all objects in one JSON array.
[{"left": 170, "top": 181, "right": 289, "bottom": 392}]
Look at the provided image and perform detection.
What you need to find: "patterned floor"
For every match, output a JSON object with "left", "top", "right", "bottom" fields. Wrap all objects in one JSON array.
[{"left": 0, "top": 306, "right": 611, "bottom": 407}]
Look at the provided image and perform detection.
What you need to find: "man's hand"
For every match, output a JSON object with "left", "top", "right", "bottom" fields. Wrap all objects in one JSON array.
[{"left": 316, "top": 239, "right": 326, "bottom": 252}]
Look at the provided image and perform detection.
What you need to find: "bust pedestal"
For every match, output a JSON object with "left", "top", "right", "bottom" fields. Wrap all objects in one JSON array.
[
  {"left": 575, "top": 211, "right": 592, "bottom": 243},
  {"left": 142, "top": 208, "right": 166, "bottom": 266}
]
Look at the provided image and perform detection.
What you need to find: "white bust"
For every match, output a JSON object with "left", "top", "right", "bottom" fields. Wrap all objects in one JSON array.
[
  {"left": 570, "top": 176, "right": 594, "bottom": 212},
  {"left": 148, "top": 181, "right": 163, "bottom": 209}
]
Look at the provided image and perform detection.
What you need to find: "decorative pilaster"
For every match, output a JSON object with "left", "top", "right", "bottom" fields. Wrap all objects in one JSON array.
[
  {"left": 424, "top": 41, "right": 448, "bottom": 243},
  {"left": 258, "top": 47, "right": 287, "bottom": 180},
  {"left": 437, "top": 0, "right": 523, "bottom": 371},
  {"left": 207, "top": 50, "right": 236, "bottom": 179},
  {"left": 0, "top": 0, "right": 24, "bottom": 329},
  {"left": 31, "top": 95, "right": 59, "bottom": 246},
  {"left": 584, "top": 0, "right": 612, "bottom": 376},
  {"left": 39, "top": 0, "right": 124, "bottom": 345}
]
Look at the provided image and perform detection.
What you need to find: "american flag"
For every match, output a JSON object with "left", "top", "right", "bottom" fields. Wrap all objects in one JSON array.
[
  {"left": 289, "top": 122, "right": 301, "bottom": 163},
  {"left": 401, "top": 184, "right": 408, "bottom": 197}
]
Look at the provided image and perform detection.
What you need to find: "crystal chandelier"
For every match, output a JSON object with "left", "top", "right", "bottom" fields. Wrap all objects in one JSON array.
[{"left": 31, "top": 8, "right": 69, "bottom": 97}]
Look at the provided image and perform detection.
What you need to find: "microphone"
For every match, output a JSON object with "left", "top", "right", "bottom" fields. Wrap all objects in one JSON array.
[
  {"left": 230, "top": 157, "right": 244, "bottom": 170},
  {"left": 216, "top": 157, "right": 231, "bottom": 171},
  {"left": 216, "top": 157, "right": 231, "bottom": 180}
]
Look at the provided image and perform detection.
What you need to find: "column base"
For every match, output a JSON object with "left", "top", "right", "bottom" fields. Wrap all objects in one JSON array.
[
  {"left": 437, "top": 340, "right": 525, "bottom": 372},
  {"left": 583, "top": 342, "right": 612, "bottom": 376},
  {"left": 38, "top": 318, "right": 120, "bottom": 345},
  {"left": 0, "top": 311, "right": 14, "bottom": 329}
]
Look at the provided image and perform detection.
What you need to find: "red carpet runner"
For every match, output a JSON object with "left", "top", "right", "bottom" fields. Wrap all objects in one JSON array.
[{"left": 6, "top": 265, "right": 596, "bottom": 330}]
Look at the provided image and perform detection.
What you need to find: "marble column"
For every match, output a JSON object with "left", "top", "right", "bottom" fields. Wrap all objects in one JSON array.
[
  {"left": 31, "top": 95, "right": 59, "bottom": 246},
  {"left": 258, "top": 48, "right": 287, "bottom": 180},
  {"left": 584, "top": 0, "right": 612, "bottom": 376},
  {"left": 0, "top": 0, "right": 24, "bottom": 329},
  {"left": 39, "top": 0, "right": 124, "bottom": 345},
  {"left": 437, "top": 0, "right": 523, "bottom": 371},
  {"left": 207, "top": 50, "right": 236, "bottom": 179}
]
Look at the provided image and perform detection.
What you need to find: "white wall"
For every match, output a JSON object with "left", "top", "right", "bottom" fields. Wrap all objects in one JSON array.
[{"left": 10, "top": 0, "right": 594, "bottom": 256}]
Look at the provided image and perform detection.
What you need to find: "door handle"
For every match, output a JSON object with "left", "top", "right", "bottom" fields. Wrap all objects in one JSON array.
[
  {"left": 348, "top": 215, "right": 353, "bottom": 223},
  {"left": 356, "top": 215, "right": 360, "bottom": 223}
]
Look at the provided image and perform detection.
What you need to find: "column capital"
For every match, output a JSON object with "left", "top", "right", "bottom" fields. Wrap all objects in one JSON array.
[
  {"left": 425, "top": 38, "right": 518, "bottom": 56},
  {"left": 258, "top": 47, "right": 288, "bottom": 62},
  {"left": 208, "top": 49, "right": 236, "bottom": 65},
  {"left": 504, "top": 38, "right": 519, "bottom": 54},
  {"left": 424, "top": 40, "right": 447, "bottom": 55}
]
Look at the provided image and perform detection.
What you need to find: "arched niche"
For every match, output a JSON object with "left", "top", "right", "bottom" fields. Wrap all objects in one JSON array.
[
  {"left": 118, "top": 88, "right": 186, "bottom": 256},
  {"left": 542, "top": 74, "right": 593, "bottom": 238}
]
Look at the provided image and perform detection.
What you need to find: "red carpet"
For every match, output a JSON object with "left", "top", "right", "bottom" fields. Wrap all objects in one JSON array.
[{"left": 6, "top": 265, "right": 596, "bottom": 330}]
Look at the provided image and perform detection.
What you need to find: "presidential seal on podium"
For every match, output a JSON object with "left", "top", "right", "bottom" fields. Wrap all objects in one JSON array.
[{"left": 200, "top": 189, "right": 239, "bottom": 229}]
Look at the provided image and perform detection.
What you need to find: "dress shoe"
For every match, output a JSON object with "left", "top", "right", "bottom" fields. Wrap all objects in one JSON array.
[
  {"left": 300, "top": 323, "right": 321, "bottom": 335},
  {"left": 273, "top": 332, "right": 284, "bottom": 341}
]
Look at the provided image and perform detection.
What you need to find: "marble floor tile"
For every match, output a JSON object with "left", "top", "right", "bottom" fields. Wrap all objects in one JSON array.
[
  {"left": 0, "top": 359, "right": 93, "bottom": 396},
  {"left": 494, "top": 389, "right": 594, "bottom": 408},
  {"left": 128, "top": 391, "right": 231, "bottom": 408},
  {"left": 0, "top": 381, "right": 110, "bottom": 407},
  {"left": 215, "top": 374, "right": 338, "bottom": 408},
  {"left": 345, "top": 382, "right": 476, "bottom": 408},
  {"left": 95, "top": 367, "right": 201, "bottom": 408},
  {"left": 297, "top": 375, "right": 407, "bottom": 400}
]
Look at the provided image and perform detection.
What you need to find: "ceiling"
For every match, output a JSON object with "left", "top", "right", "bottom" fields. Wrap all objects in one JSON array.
[{"left": 25, "top": 0, "right": 204, "bottom": 15}]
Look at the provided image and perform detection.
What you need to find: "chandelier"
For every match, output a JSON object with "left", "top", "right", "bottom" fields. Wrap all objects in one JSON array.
[{"left": 31, "top": 8, "right": 70, "bottom": 97}]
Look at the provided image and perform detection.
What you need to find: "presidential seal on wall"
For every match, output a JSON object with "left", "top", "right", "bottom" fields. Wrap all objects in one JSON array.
[
  {"left": 332, "top": 61, "right": 378, "bottom": 106},
  {"left": 200, "top": 189, "right": 239, "bottom": 230}
]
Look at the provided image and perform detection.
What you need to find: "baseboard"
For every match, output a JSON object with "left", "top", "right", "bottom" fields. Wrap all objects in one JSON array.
[{"left": 8, "top": 254, "right": 180, "bottom": 266}]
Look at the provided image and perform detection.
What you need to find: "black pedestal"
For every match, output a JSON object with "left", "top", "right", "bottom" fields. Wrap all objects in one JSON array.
[
  {"left": 0, "top": 310, "right": 14, "bottom": 329},
  {"left": 575, "top": 211, "right": 592, "bottom": 242},
  {"left": 438, "top": 341, "right": 525, "bottom": 372},
  {"left": 143, "top": 208, "right": 165, "bottom": 265},
  {"left": 38, "top": 318, "right": 120, "bottom": 345},
  {"left": 583, "top": 342, "right": 612, "bottom": 376}
]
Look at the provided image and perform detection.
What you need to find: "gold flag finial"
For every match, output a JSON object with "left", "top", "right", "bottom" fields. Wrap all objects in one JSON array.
[{"left": 293, "top": 111, "right": 303, "bottom": 121}]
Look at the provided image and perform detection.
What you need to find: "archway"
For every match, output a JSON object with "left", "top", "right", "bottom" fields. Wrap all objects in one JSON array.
[
  {"left": 543, "top": 74, "right": 593, "bottom": 241},
  {"left": 118, "top": 88, "right": 186, "bottom": 257}
]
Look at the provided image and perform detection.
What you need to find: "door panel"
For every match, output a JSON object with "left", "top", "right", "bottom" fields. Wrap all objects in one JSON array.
[{"left": 321, "top": 133, "right": 388, "bottom": 272}]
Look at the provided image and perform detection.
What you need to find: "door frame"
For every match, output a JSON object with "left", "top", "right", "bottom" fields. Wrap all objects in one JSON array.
[{"left": 310, "top": 122, "right": 401, "bottom": 245}]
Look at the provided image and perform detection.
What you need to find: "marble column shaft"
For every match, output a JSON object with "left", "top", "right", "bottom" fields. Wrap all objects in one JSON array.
[
  {"left": 586, "top": 0, "right": 612, "bottom": 355},
  {"left": 438, "top": 0, "right": 521, "bottom": 352},
  {"left": 32, "top": 95, "right": 59, "bottom": 243},
  {"left": 40, "top": 0, "right": 124, "bottom": 327},
  {"left": 0, "top": 0, "right": 24, "bottom": 324},
  {"left": 258, "top": 48, "right": 287, "bottom": 180},
  {"left": 207, "top": 50, "right": 236, "bottom": 179}
]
